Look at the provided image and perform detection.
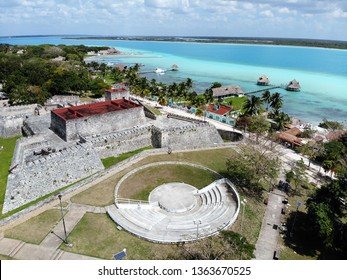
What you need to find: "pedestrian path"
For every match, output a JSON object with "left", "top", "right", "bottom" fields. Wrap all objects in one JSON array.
[
  {"left": 0, "top": 204, "right": 105, "bottom": 260},
  {"left": 254, "top": 189, "right": 286, "bottom": 259}
]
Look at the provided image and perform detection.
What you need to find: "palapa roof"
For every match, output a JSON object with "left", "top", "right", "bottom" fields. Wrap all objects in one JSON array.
[
  {"left": 285, "top": 127, "right": 302, "bottom": 136},
  {"left": 287, "top": 79, "right": 301, "bottom": 90},
  {"left": 212, "top": 85, "right": 244, "bottom": 98},
  {"left": 277, "top": 132, "right": 303, "bottom": 146},
  {"left": 257, "top": 75, "right": 269, "bottom": 84}
]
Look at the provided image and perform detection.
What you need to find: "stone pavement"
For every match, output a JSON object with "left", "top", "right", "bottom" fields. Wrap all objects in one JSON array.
[{"left": 254, "top": 189, "right": 286, "bottom": 259}]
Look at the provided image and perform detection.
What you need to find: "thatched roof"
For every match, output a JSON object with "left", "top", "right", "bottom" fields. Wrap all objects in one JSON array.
[
  {"left": 285, "top": 127, "right": 302, "bottom": 136},
  {"left": 212, "top": 85, "right": 244, "bottom": 98},
  {"left": 286, "top": 79, "right": 301, "bottom": 91},
  {"left": 257, "top": 75, "right": 269, "bottom": 85},
  {"left": 277, "top": 132, "right": 303, "bottom": 146}
]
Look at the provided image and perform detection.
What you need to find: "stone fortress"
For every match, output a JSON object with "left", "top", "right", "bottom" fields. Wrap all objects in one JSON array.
[{"left": 1, "top": 86, "right": 242, "bottom": 215}]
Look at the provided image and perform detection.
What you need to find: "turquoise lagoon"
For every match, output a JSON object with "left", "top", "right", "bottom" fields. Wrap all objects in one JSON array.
[{"left": 1, "top": 36, "right": 347, "bottom": 125}]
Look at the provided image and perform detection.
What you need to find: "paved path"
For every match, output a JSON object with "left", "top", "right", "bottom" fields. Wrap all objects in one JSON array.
[
  {"left": 0, "top": 204, "right": 104, "bottom": 260},
  {"left": 254, "top": 189, "right": 286, "bottom": 259}
]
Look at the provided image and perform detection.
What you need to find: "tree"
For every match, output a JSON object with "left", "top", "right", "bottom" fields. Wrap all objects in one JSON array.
[
  {"left": 246, "top": 115, "right": 271, "bottom": 143},
  {"left": 210, "top": 82, "right": 222, "bottom": 89},
  {"left": 226, "top": 142, "right": 281, "bottom": 193},
  {"left": 272, "top": 111, "right": 291, "bottom": 131},
  {"left": 169, "top": 231, "right": 255, "bottom": 260},
  {"left": 286, "top": 158, "right": 308, "bottom": 191},
  {"left": 261, "top": 90, "right": 271, "bottom": 111},
  {"left": 298, "top": 141, "right": 319, "bottom": 167},
  {"left": 243, "top": 95, "right": 263, "bottom": 116},
  {"left": 306, "top": 176, "right": 347, "bottom": 256},
  {"left": 269, "top": 92, "right": 283, "bottom": 114}
]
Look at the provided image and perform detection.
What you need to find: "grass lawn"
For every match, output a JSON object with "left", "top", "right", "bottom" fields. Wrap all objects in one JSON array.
[
  {"left": 73, "top": 148, "right": 236, "bottom": 206},
  {"left": 119, "top": 164, "right": 218, "bottom": 200},
  {"left": 101, "top": 146, "right": 152, "bottom": 169},
  {"left": 4, "top": 209, "right": 63, "bottom": 244},
  {"left": 0, "top": 136, "right": 21, "bottom": 217},
  {"left": 62, "top": 213, "right": 176, "bottom": 260},
  {"left": 222, "top": 96, "right": 247, "bottom": 111}
]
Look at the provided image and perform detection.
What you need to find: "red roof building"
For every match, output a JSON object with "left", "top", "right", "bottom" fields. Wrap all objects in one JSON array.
[
  {"left": 206, "top": 104, "right": 232, "bottom": 116},
  {"left": 51, "top": 99, "right": 146, "bottom": 141}
]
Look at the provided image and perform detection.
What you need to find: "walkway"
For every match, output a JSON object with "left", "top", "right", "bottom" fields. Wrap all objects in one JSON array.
[
  {"left": 0, "top": 204, "right": 104, "bottom": 260},
  {"left": 254, "top": 189, "right": 286, "bottom": 259}
]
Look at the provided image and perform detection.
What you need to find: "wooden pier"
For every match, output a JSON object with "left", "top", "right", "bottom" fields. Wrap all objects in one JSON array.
[{"left": 244, "top": 85, "right": 283, "bottom": 95}]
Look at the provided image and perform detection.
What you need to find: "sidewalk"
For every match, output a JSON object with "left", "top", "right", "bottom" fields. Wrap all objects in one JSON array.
[
  {"left": 0, "top": 204, "right": 105, "bottom": 260},
  {"left": 254, "top": 189, "right": 286, "bottom": 259}
]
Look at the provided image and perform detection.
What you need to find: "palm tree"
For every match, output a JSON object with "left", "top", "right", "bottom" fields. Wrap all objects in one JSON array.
[
  {"left": 273, "top": 112, "right": 290, "bottom": 131},
  {"left": 261, "top": 90, "right": 271, "bottom": 111},
  {"left": 270, "top": 92, "right": 283, "bottom": 114},
  {"left": 243, "top": 95, "right": 263, "bottom": 116}
]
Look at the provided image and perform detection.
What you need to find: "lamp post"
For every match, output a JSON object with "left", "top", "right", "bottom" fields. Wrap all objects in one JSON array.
[
  {"left": 240, "top": 199, "right": 247, "bottom": 233},
  {"left": 193, "top": 219, "right": 202, "bottom": 239},
  {"left": 58, "top": 193, "right": 68, "bottom": 244}
]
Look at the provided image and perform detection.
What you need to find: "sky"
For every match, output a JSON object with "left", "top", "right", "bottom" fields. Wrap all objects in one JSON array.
[{"left": 0, "top": 0, "right": 347, "bottom": 41}]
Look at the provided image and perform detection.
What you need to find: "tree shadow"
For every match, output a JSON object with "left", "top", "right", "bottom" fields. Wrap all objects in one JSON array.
[{"left": 283, "top": 211, "right": 318, "bottom": 258}]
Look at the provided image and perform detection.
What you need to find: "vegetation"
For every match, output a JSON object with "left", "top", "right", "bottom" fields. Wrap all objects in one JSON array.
[
  {"left": 0, "top": 136, "right": 21, "bottom": 215},
  {"left": 101, "top": 146, "right": 152, "bottom": 169},
  {"left": 318, "top": 119, "right": 345, "bottom": 130},
  {"left": 226, "top": 141, "right": 281, "bottom": 194},
  {"left": 4, "top": 209, "right": 63, "bottom": 244},
  {"left": 0, "top": 44, "right": 116, "bottom": 105}
]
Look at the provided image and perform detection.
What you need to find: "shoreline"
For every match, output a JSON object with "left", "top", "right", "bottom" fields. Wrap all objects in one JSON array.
[{"left": 64, "top": 36, "right": 347, "bottom": 50}]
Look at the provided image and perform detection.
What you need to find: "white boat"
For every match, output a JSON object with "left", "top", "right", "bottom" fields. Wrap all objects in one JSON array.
[{"left": 155, "top": 67, "right": 166, "bottom": 74}]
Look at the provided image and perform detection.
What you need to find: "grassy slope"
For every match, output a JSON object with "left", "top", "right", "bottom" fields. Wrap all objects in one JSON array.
[{"left": 0, "top": 136, "right": 21, "bottom": 215}]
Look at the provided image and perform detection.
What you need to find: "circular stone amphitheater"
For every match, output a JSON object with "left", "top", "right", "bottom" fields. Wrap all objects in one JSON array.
[{"left": 106, "top": 162, "right": 241, "bottom": 243}]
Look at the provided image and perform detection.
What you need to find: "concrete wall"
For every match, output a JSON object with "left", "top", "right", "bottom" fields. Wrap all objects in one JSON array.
[{"left": 51, "top": 106, "right": 147, "bottom": 141}]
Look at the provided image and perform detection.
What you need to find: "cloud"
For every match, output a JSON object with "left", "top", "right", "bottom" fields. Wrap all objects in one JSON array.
[{"left": 0, "top": 0, "right": 346, "bottom": 40}]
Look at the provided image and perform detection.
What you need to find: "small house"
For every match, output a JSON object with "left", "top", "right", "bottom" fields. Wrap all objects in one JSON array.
[{"left": 212, "top": 85, "right": 244, "bottom": 99}]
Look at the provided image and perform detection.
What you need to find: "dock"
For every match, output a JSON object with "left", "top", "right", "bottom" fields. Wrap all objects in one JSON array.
[{"left": 244, "top": 85, "right": 283, "bottom": 95}]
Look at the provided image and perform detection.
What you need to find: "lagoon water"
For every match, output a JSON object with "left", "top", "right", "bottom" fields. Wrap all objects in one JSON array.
[{"left": 1, "top": 36, "right": 347, "bottom": 125}]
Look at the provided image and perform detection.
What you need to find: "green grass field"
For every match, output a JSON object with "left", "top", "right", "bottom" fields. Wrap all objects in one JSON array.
[{"left": 0, "top": 136, "right": 21, "bottom": 216}]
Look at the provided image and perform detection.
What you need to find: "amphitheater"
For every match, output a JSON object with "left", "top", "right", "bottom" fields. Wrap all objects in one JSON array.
[{"left": 107, "top": 162, "right": 240, "bottom": 243}]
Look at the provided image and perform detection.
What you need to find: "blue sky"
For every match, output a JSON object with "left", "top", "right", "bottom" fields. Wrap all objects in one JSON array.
[{"left": 1, "top": 0, "right": 347, "bottom": 40}]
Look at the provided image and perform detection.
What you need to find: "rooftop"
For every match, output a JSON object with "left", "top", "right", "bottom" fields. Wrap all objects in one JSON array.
[
  {"left": 207, "top": 104, "right": 232, "bottom": 116},
  {"left": 52, "top": 99, "right": 140, "bottom": 121}
]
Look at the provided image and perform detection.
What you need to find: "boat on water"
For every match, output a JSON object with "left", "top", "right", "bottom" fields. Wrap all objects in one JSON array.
[{"left": 155, "top": 67, "right": 166, "bottom": 74}]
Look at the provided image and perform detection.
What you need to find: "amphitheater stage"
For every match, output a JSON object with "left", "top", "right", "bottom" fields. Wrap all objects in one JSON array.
[{"left": 107, "top": 175, "right": 241, "bottom": 243}]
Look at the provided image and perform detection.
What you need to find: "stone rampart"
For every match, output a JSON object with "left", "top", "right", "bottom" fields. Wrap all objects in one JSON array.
[
  {"left": 2, "top": 142, "right": 104, "bottom": 213},
  {"left": 0, "top": 104, "right": 37, "bottom": 117},
  {"left": 0, "top": 104, "right": 37, "bottom": 137},
  {"left": 153, "top": 123, "right": 224, "bottom": 149},
  {"left": 88, "top": 125, "right": 153, "bottom": 158}
]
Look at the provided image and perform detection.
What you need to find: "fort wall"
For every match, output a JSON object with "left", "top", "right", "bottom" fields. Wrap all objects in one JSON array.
[
  {"left": 153, "top": 123, "right": 224, "bottom": 149},
  {"left": 51, "top": 106, "right": 147, "bottom": 141},
  {"left": 89, "top": 126, "right": 153, "bottom": 158},
  {"left": 3, "top": 142, "right": 104, "bottom": 213}
]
